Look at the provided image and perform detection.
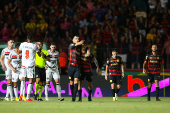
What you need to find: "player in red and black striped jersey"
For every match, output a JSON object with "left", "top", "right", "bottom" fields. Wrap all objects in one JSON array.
[
  {"left": 78, "top": 44, "right": 100, "bottom": 102},
  {"left": 143, "top": 45, "right": 162, "bottom": 101},
  {"left": 105, "top": 50, "right": 124, "bottom": 101},
  {"left": 68, "top": 36, "right": 84, "bottom": 101}
]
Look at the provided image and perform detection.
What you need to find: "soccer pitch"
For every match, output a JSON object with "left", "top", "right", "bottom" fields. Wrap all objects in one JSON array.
[{"left": 0, "top": 97, "right": 170, "bottom": 113}]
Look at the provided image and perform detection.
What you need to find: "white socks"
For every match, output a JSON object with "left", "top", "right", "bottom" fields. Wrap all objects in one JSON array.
[
  {"left": 8, "top": 85, "right": 13, "bottom": 99},
  {"left": 26, "top": 83, "right": 32, "bottom": 99},
  {"left": 14, "top": 86, "right": 18, "bottom": 98},
  {"left": 6, "top": 85, "right": 9, "bottom": 97},
  {"left": 45, "top": 84, "right": 49, "bottom": 98},
  {"left": 56, "top": 84, "right": 61, "bottom": 98}
]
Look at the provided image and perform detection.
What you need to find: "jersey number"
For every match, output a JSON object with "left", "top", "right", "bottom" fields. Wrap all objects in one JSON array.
[{"left": 26, "top": 50, "right": 29, "bottom": 59}]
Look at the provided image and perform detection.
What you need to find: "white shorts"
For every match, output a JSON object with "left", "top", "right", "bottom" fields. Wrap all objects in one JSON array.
[
  {"left": 46, "top": 68, "right": 60, "bottom": 82},
  {"left": 12, "top": 69, "right": 22, "bottom": 82},
  {"left": 118, "top": 54, "right": 127, "bottom": 63},
  {"left": 22, "top": 67, "right": 35, "bottom": 78},
  {"left": 5, "top": 69, "right": 12, "bottom": 80}
]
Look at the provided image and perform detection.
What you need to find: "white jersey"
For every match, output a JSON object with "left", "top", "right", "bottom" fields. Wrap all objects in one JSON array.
[
  {"left": 46, "top": 50, "right": 59, "bottom": 69},
  {"left": 8, "top": 50, "right": 22, "bottom": 70},
  {"left": 19, "top": 42, "right": 38, "bottom": 67},
  {"left": 1, "top": 47, "right": 14, "bottom": 69}
]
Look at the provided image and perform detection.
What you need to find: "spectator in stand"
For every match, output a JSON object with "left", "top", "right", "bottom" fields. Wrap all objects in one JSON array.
[
  {"left": 129, "top": 32, "right": 142, "bottom": 69},
  {"left": 60, "top": 17, "right": 70, "bottom": 37},
  {"left": 40, "top": 18, "right": 48, "bottom": 32},
  {"left": 10, "top": 25, "right": 19, "bottom": 42},
  {"left": 146, "top": 28, "right": 156, "bottom": 43},
  {"left": 87, "top": 0, "right": 94, "bottom": 12},
  {"left": 34, "top": 28, "right": 42, "bottom": 41},
  {"left": 160, "top": 14, "right": 170, "bottom": 33},
  {"left": 94, "top": 4, "right": 104, "bottom": 23},
  {"left": 148, "top": 0, "right": 157, "bottom": 10},
  {"left": 155, "top": 37, "right": 163, "bottom": 55},
  {"left": 25, "top": 18, "right": 36, "bottom": 33},
  {"left": 1, "top": 23, "right": 9, "bottom": 42},
  {"left": 77, "top": 27, "right": 87, "bottom": 41},
  {"left": 162, "top": 36, "right": 170, "bottom": 68},
  {"left": 145, "top": 39, "right": 153, "bottom": 55},
  {"left": 137, "top": 16, "right": 147, "bottom": 37}
]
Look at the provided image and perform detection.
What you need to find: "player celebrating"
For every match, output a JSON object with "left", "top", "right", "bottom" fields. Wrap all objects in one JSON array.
[
  {"left": 0, "top": 39, "right": 14, "bottom": 101},
  {"left": 105, "top": 50, "right": 124, "bottom": 101},
  {"left": 18, "top": 33, "right": 40, "bottom": 101},
  {"left": 78, "top": 44, "right": 100, "bottom": 101},
  {"left": 143, "top": 45, "right": 161, "bottom": 101},
  {"left": 45, "top": 43, "right": 64, "bottom": 101},
  {"left": 68, "top": 36, "right": 84, "bottom": 101},
  {"left": 34, "top": 41, "right": 50, "bottom": 101},
  {"left": 8, "top": 43, "right": 25, "bottom": 101}
]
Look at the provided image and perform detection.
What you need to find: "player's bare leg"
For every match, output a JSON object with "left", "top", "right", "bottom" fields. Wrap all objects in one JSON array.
[
  {"left": 147, "top": 82, "right": 152, "bottom": 101},
  {"left": 70, "top": 80, "right": 74, "bottom": 101},
  {"left": 55, "top": 78, "right": 64, "bottom": 101},
  {"left": 115, "top": 84, "right": 121, "bottom": 101},
  {"left": 155, "top": 80, "right": 160, "bottom": 101},
  {"left": 88, "top": 82, "right": 92, "bottom": 101},
  {"left": 26, "top": 78, "right": 33, "bottom": 101},
  {"left": 34, "top": 78, "right": 40, "bottom": 100},
  {"left": 7, "top": 79, "right": 14, "bottom": 101},
  {"left": 131, "top": 63, "right": 135, "bottom": 69},
  {"left": 78, "top": 80, "right": 83, "bottom": 102},
  {"left": 111, "top": 83, "right": 116, "bottom": 101},
  {"left": 72, "top": 78, "right": 79, "bottom": 101}
]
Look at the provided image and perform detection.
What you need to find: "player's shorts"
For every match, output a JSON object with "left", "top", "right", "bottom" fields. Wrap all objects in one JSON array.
[
  {"left": 22, "top": 66, "right": 35, "bottom": 78},
  {"left": 46, "top": 68, "right": 60, "bottom": 82},
  {"left": 148, "top": 73, "right": 160, "bottom": 83},
  {"left": 80, "top": 72, "right": 93, "bottom": 82},
  {"left": 68, "top": 65, "right": 81, "bottom": 81},
  {"left": 35, "top": 67, "right": 46, "bottom": 81},
  {"left": 109, "top": 75, "right": 122, "bottom": 85},
  {"left": 5, "top": 68, "right": 12, "bottom": 80},
  {"left": 12, "top": 68, "right": 22, "bottom": 82}
]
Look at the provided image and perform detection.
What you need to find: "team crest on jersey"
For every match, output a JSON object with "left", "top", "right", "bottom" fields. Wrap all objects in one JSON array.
[
  {"left": 157, "top": 57, "right": 159, "bottom": 59},
  {"left": 117, "top": 59, "right": 119, "bottom": 62},
  {"left": 107, "top": 61, "right": 109, "bottom": 64}
]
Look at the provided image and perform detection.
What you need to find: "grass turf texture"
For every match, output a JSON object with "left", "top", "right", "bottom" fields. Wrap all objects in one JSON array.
[{"left": 0, "top": 97, "right": 170, "bottom": 113}]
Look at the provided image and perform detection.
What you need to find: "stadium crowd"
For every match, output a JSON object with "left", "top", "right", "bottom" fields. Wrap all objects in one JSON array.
[{"left": 0, "top": 0, "right": 170, "bottom": 69}]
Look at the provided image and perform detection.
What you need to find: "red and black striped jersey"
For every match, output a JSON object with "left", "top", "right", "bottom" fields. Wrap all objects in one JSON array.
[
  {"left": 81, "top": 51, "right": 94, "bottom": 73},
  {"left": 132, "top": 42, "right": 141, "bottom": 54},
  {"left": 68, "top": 43, "right": 81, "bottom": 67},
  {"left": 106, "top": 56, "right": 123, "bottom": 76},
  {"left": 145, "top": 52, "right": 161, "bottom": 74}
]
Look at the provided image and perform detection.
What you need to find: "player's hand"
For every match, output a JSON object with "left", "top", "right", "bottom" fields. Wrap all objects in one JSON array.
[
  {"left": 80, "top": 40, "right": 85, "bottom": 44},
  {"left": 105, "top": 76, "right": 108, "bottom": 80},
  {"left": 2, "top": 66, "right": 6, "bottom": 71},
  {"left": 96, "top": 68, "right": 100, "bottom": 73},
  {"left": 143, "top": 69, "right": 146, "bottom": 74},
  {"left": 122, "top": 73, "right": 125, "bottom": 78},
  {"left": 13, "top": 68, "right": 17, "bottom": 73}
]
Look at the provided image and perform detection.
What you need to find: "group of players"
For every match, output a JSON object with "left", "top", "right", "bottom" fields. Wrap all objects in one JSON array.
[{"left": 0, "top": 34, "right": 162, "bottom": 102}]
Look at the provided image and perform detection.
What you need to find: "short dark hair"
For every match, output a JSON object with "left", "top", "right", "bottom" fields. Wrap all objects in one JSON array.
[
  {"left": 51, "top": 42, "right": 56, "bottom": 46},
  {"left": 15, "top": 43, "right": 20, "bottom": 48},
  {"left": 112, "top": 49, "right": 117, "bottom": 53},
  {"left": 7, "top": 38, "right": 14, "bottom": 42},
  {"left": 37, "top": 40, "right": 43, "bottom": 46},
  {"left": 27, "top": 33, "right": 34, "bottom": 40}
]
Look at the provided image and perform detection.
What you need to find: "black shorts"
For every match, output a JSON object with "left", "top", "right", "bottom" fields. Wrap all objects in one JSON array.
[
  {"left": 35, "top": 67, "right": 46, "bottom": 81},
  {"left": 148, "top": 73, "right": 160, "bottom": 83},
  {"left": 68, "top": 65, "right": 81, "bottom": 81},
  {"left": 80, "top": 72, "right": 93, "bottom": 82},
  {"left": 109, "top": 75, "right": 122, "bottom": 85}
]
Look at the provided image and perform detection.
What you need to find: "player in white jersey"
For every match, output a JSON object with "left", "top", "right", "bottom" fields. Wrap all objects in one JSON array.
[
  {"left": 18, "top": 33, "right": 40, "bottom": 101},
  {"left": 8, "top": 43, "right": 26, "bottom": 101},
  {"left": 0, "top": 39, "right": 14, "bottom": 101},
  {"left": 45, "top": 43, "right": 64, "bottom": 101}
]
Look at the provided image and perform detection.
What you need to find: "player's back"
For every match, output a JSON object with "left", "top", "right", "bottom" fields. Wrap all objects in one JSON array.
[{"left": 19, "top": 42, "right": 38, "bottom": 67}]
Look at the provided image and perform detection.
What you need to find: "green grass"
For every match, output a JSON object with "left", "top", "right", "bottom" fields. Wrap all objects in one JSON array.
[{"left": 0, "top": 97, "right": 170, "bottom": 113}]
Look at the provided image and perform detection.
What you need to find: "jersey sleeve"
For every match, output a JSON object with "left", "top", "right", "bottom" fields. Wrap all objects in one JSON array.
[
  {"left": 145, "top": 54, "right": 149, "bottom": 62},
  {"left": 33, "top": 44, "right": 39, "bottom": 52},
  {"left": 68, "top": 43, "right": 75, "bottom": 50},
  {"left": 1, "top": 49, "right": 5, "bottom": 56},
  {"left": 8, "top": 53, "right": 12, "bottom": 60},
  {"left": 19, "top": 43, "right": 23, "bottom": 51},
  {"left": 106, "top": 58, "right": 110, "bottom": 66}
]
